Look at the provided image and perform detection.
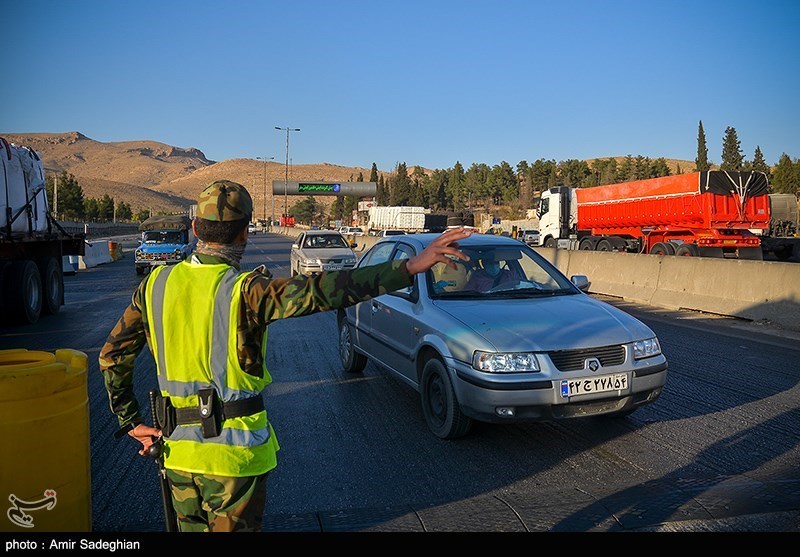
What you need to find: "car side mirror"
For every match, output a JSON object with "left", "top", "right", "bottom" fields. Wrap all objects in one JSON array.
[{"left": 571, "top": 275, "right": 590, "bottom": 292}]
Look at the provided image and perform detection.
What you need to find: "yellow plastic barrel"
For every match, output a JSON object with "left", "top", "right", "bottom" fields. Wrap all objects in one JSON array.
[{"left": 0, "top": 349, "right": 91, "bottom": 532}]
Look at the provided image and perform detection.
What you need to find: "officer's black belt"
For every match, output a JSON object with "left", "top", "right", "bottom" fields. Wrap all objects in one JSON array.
[{"left": 174, "top": 395, "right": 265, "bottom": 425}]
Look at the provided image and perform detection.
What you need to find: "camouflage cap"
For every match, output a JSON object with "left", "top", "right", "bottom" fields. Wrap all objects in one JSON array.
[{"left": 196, "top": 180, "right": 253, "bottom": 222}]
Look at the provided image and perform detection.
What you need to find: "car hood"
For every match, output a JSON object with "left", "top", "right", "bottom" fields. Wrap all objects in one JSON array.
[
  {"left": 137, "top": 243, "right": 186, "bottom": 252},
  {"left": 298, "top": 247, "right": 355, "bottom": 259},
  {"left": 432, "top": 293, "right": 655, "bottom": 352}
]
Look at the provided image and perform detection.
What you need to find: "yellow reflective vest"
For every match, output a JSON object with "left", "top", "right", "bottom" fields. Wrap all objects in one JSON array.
[{"left": 144, "top": 259, "right": 279, "bottom": 476}]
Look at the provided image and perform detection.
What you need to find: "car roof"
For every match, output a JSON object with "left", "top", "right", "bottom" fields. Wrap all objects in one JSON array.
[
  {"left": 376, "top": 232, "right": 523, "bottom": 250},
  {"left": 303, "top": 229, "right": 345, "bottom": 235}
]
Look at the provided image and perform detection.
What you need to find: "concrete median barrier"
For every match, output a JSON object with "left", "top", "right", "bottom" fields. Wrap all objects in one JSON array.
[
  {"left": 78, "top": 240, "right": 113, "bottom": 269},
  {"left": 536, "top": 247, "right": 800, "bottom": 332}
]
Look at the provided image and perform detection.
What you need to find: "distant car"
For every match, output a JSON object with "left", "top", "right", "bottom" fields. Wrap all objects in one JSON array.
[
  {"left": 344, "top": 227, "right": 364, "bottom": 236},
  {"left": 520, "top": 229, "right": 540, "bottom": 245},
  {"left": 380, "top": 229, "right": 407, "bottom": 236},
  {"left": 290, "top": 230, "right": 358, "bottom": 277},
  {"left": 337, "top": 234, "right": 668, "bottom": 439},
  {"left": 248, "top": 222, "right": 258, "bottom": 235}
]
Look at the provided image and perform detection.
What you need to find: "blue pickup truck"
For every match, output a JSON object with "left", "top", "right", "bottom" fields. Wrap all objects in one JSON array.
[{"left": 135, "top": 215, "right": 195, "bottom": 275}]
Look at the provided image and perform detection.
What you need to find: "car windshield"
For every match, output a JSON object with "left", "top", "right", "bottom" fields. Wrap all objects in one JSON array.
[
  {"left": 428, "top": 244, "right": 577, "bottom": 298},
  {"left": 303, "top": 234, "right": 349, "bottom": 249},
  {"left": 143, "top": 230, "right": 184, "bottom": 244}
]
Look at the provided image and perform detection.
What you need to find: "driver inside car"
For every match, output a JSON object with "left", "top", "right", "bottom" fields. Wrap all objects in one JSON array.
[{"left": 463, "top": 257, "right": 521, "bottom": 292}]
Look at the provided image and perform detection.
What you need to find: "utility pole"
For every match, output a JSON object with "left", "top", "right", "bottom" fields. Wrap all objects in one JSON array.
[
  {"left": 53, "top": 175, "right": 58, "bottom": 220},
  {"left": 275, "top": 126, "right": 300, "bottom": 231}
]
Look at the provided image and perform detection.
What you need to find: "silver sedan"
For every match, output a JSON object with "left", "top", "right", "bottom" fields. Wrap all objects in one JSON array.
[
  {"left": 337, "top": 234, "right": 668, "bottom": 439},
  {"left": 290, "top": 230, "right": 358, "bottom": 276}
]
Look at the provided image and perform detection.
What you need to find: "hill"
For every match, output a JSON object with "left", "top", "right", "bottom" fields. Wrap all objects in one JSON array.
[
  {"left": 1, "top": 132, "right": 702, "bottom": 217},
  {"left": 0, "top": 132, "right": 387, "bottom": 216}
]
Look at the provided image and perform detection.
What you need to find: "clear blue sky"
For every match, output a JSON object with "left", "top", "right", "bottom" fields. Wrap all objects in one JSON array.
[{"left": 2, "top": 0, "right": 799, "bottom": 172}]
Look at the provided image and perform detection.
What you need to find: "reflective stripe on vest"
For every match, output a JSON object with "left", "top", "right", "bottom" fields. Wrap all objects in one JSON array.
[{"left": 144, "top": 260, "right": 278, "bottom": 477}]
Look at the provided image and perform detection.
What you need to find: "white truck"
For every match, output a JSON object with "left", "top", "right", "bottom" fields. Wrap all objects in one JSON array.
[
  {"left": 367, "top": 206, "right": 427, "bottom": 233},
  {"left": 757, "top": 193, "right": 800, "bottom": 261},
  {"left": 0, "top": 137, "right": 85, "bottom": 324}
]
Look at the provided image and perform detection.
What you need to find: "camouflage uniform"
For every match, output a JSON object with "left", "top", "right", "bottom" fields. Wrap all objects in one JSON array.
[{"left": 99, "top": 180, "right": 412, "bottom": 532}]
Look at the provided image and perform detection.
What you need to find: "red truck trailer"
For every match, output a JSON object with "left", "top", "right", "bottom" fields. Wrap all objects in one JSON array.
[{"left": 536, "top": 171, "right": 770, "bottom": 259}]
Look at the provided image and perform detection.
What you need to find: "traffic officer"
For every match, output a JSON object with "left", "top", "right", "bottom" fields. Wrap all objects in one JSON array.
[{"left": 98, "top": 180, "right": 471, "bottom": 532}]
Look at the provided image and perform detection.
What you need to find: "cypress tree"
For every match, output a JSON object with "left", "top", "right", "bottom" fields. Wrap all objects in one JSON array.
[
  {"left": 751, "top": 146, "right": 771, "bottom": 181},
  {"left": 695, "top": 120, "right": 710, "bottom": 172},
  {"left": 720, "top": 126, "right": 744, "bottom": 171}
]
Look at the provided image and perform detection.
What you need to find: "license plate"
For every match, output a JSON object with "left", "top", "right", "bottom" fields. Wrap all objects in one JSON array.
[
  {"left": 323, "top": 264, "right": 344, "bottom": 271},
  {"left": 560, "top": 373, "right": 629, "bottom": 398}
]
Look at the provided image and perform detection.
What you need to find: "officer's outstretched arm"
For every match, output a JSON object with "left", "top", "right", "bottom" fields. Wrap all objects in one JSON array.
[{"left": 406, "top": 227, "right": 472, "bottom": 275}]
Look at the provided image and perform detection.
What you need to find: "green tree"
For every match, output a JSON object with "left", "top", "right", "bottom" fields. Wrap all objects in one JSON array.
[
  {"left": 591, "top": 158, "right": 618, "bottom": 185},
  {"left": 423, "top": 169, "right": 448, "bottom": 210},
  {"left": 376, "top": 174, "right": 389, "bottom": 205},
  {"left": 98, "top": 194, "right": 115, "bottom": 221},
  {"left": 465, "top": 163, "right": 492, "bottom": 208},
  {"left": 134, "top": 209, "right": 151, "bottom": 222},
  {"left": 342, "top": 196, "right": 357, "bottom": 224},
  {"left": 751, "top": 146, "right": 772, "bottom": 181},
  {"left": 649, "top": 158, "right": 671, "bottom": 178},
  {"left": 490, "top": 161, "right": 518, "bottom": 204},
  {"left": 376, "top": 175, "right": 388, "bottom": 205},
  {"left": 389, "top": 163, "right": 412, "bottom": 206},
  {"left": 45, "top": 171, "right": 85, "bottom": 221},
  {"left": 84, "top": 198, "right": 100, "bottom": 222},
  {"left": 676, "top": 163, "right": 683, "bottom": 175},
  {"left": 771, "top": 154, "right": 799, "bottom": 194},
  {"left": 445, "top": 162, "right": 466, "bottom": 209},
  {"left": 617, "top": 155, "right": 635, "bottom": 182},
  {"left": 529, "top": 158, "right": 557, "bottom": 195},
  {"left": 695, "top": 120, "right": 710, "bottom": 172},
  {"left": 410, "top": 166, "right": 426, "bottom": 206},
  {"left": 559, "top": 159, "right": 591, "bottom": 187},
  {"left": 369, "top": 163, "right": 379, "bottom": 184},
  {"left": 291, "top": 196, "right": 326, "bottom": 226},
  {"left": 720, "top": 126, "right": 744, "bottom": 171},
  {"left": 330, "top": 196, "right": 344, "bottom": 222},
  {"left": 116, "top": 201, "right": 133, "bottom": 221}
]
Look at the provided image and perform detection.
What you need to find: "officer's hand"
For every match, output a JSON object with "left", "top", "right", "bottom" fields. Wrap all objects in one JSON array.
[
  {"left": 128, "top": 424, "right": 162, "bottom": 456},
  {"left": 406, "top": 227, "right": 472, "bottom": 275}
]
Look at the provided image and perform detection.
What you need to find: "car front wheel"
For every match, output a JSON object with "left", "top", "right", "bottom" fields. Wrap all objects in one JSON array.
[
  {"left": 420, "top": 357, "right": 472, "bottom": 440},
  {"left": 339, "top": 317, "right": 367, "bottom": 373}
]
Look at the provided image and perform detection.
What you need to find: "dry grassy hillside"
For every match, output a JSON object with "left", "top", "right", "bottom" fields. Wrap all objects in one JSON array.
[
  {"left": 1, "top": 132, "right": 390, "bottom": 215},
  {"left": 2, "top": 131, "right": 708, "bottom": 218}
]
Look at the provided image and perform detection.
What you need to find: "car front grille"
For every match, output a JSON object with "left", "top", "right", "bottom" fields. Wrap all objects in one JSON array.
[{"left": 547, "top": 345, "right": 626, "bottom": 371}]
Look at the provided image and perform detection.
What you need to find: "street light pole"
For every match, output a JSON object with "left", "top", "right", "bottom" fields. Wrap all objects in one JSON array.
[
  {"left": 255, "top": 156, "right": 274, "bottom": 229},
  {"left": 275, "top": 126, "right": 300, "bottom": 231}
]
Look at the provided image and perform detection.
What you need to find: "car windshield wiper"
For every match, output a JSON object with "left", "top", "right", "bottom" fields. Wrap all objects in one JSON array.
[
  {"left": 484, "top": 288, "right": 576, "bottom": 298},
  {"left": 433, "top": 291, "right": 489, "bottom": 299}
]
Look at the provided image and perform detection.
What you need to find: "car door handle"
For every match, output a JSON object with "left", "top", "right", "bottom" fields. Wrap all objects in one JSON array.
[{"left": 371, "top": 300, "right": 382, "bottom": 313}]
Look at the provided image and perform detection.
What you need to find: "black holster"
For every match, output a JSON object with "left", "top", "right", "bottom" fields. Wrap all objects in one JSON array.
[{"left": 152, "top": 391, "right": 177, "bottom": 438}]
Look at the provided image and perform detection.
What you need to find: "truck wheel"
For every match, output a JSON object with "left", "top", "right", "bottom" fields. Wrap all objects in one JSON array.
[
  {"left": 596, "top": 239, "right": 613, "bottom": 252},
  {"left": 650, "top": 242, "right": 672, "bottom": 255},
  {"left": 544, "top": 237, "right": 557, "bottom": 248},
  {"left": 38, "top": 257, "right": 63, "bottom": 315},
  {"left": 420, "top": 357, "right": 472, "bottom": 440},
  {"left": 3, "top": 260, "right": 43, "bottom": 324},
  {"left": 674, "top": 244, "right": 699, "bottom": 257},
  {"left": 136, "top": 266, "right": 144, "bottom": 275},
  {"left": 774, "top": 246, "right": 792, "bottom": 260},
  {"left": 579, "top": 238, "right": 595, "bottom": 250}
]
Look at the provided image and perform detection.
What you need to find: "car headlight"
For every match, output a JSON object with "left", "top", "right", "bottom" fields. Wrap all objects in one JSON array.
[
  {"left": 305, "top": 259, "right": 321, "bottom": 265},
  {"left": 135, "top": 250, "right": 143, "bottom": 258},
  {"left": 633, "top": 337, "right": 661, "bottom": 359},
  {"left": 472, "top": 351, "right": 540, "bottom": 373},
  {"left": 174, "top": 249, "right": 182, "bottom": 256}
]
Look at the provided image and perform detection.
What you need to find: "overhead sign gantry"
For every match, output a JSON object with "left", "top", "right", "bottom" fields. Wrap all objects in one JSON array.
[{"left": 272, "top": 181, "right": 377, "bottom": 196}]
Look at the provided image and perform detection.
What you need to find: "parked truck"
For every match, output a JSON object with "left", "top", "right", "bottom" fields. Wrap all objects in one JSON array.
[
  {"left": 367, "top": 206, "right": 427, "bottom": 233},
  {"left": 756, "top": 193, "right": 800, "bottom": 261},
  {"left": 135, "top": 215, "right": 195, "bottom": 275},
  {"left": 0, "top": 137, "right": 85, "bottom": 324},
  {"left": 535, "top": 170, "right": 770, "bottom": 259}
]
